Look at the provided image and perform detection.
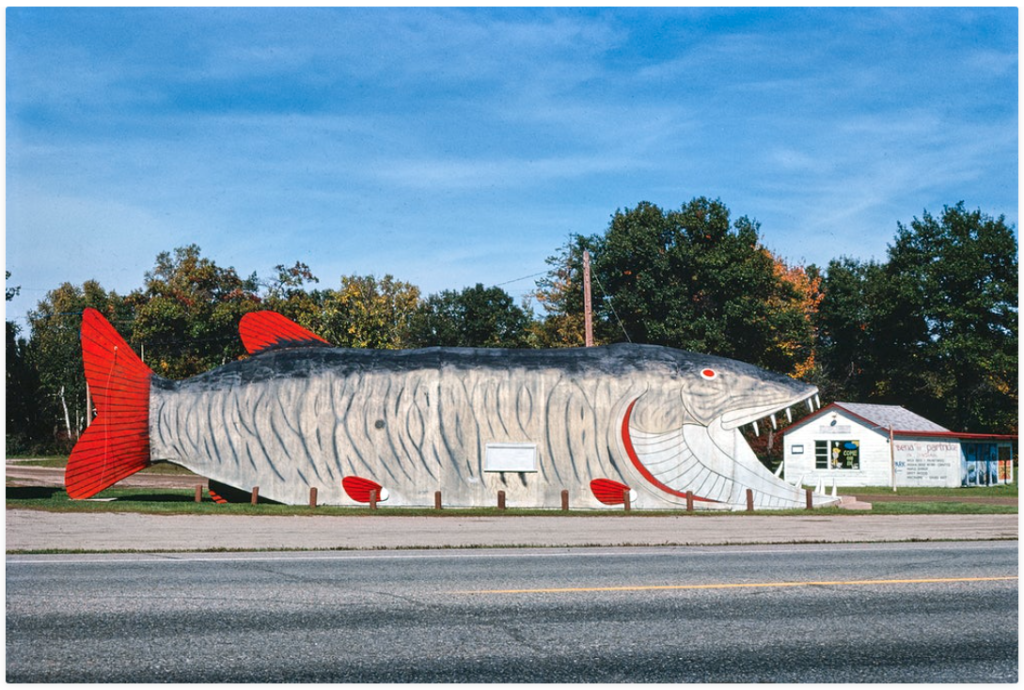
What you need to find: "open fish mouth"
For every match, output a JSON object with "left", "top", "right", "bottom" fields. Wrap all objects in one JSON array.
[
  {"left": 719, "top": 390, "right": 821, "bottom": 432},
  {"left": 622, "top": 387, "right": 826, "bottom": 508}
]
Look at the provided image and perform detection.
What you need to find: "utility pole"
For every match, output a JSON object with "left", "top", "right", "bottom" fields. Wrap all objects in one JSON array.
[{"left": 583, "top": 249, "right": 594, "bottom": 347}]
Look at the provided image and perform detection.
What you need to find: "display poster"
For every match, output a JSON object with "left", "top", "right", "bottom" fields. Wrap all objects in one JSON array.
[{"left": 961, "top": 442, "right": 1005, "bottom": 487}]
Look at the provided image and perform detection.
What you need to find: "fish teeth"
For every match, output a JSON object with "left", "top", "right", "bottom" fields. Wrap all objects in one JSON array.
[
  {"left": 770, "top": 413, "right": 777, "bottom": 430},
  {"left": 752, "top": 420, "right": 760, "bottom": 436},
  {"left": 786, "top": 407, "right": 793, "bottom": 423}
]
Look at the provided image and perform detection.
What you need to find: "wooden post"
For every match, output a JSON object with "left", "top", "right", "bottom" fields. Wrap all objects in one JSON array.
[
  {"left": 889, "top": 425, "right": 898, "bottom": 493},
  {"left": 561, "top": 489, "right": 569, "bottom": 512},
  {"left": 309, "top": 487, "right": 318, "bottom": 508},
  {"left": 805, "top": 488, "right": 813, "bottom": 510},
  {"left": 686, "top": 491, "right": 694, "bottom": 512},
  {"left": 194, "top": 484, "right": 202, "bottom": 503},
  {"left": 497, "top": 490, "right": 506, "bottom": 510},
  {"left": 583, "top": 249, "right": 594, "bottom": 347},
  {"left": 434, "top": 491, "right": 442, "bottom": 510},
  {"left": 369, "top": 489, "right": 378, "bottom": 510},
  {"left": 623, "top": 489, "right": 631, "bottom": 512},
  {"left": 746, "top": 488, "right": 754, "bottom": 512},
  {"left": 251, "top": 486, "right": 259, "bottom": 506}
]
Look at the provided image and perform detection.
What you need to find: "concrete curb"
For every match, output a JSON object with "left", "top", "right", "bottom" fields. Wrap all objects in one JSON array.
[{"left": 5, "top": 510, "right": 1017, "bottom": 552}]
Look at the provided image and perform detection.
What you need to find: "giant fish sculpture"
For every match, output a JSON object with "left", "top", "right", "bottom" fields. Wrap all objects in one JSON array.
[{"left": 67, "top": 308, "right": 837, "bottom": 510}]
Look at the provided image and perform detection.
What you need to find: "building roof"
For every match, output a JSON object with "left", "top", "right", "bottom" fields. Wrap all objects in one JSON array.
[
  {"left": 832, "top": 402, "right": 950, "bottom": 432},
  {"left": 784, "top": 402, "right": 1016, "bottom": 441}
]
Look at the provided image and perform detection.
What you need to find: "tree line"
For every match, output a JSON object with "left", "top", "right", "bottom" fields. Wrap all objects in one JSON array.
[{"left": 6, "top": 197, "right": 1017, "bottom": 456}]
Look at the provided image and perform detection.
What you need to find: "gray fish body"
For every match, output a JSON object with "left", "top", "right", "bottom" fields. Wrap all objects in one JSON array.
[{"left": 150, "top": 343, "right": 828, "bottom": 509}]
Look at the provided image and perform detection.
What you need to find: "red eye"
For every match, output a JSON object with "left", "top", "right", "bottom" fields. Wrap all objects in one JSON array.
[{"left": 701, "top": 368, "right": 717, "bottom": 380}]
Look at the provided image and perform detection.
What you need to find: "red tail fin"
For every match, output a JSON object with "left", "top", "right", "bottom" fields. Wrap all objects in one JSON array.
[{"left": 65, "top": 309, "right": 153, "bottom": 499}]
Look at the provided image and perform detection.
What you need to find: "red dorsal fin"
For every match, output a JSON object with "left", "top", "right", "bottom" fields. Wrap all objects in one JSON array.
[{"left": 239, "top": 311, "right": 330, "bottom": 355}]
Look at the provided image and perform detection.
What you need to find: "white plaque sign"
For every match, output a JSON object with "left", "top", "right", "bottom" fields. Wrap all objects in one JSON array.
[{"left": 484, "top": 443, "right": 538, "bottom": 472}]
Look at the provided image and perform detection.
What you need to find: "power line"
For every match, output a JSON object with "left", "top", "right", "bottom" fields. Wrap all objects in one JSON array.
[
  {"left": 591, "top": 270, "right": 631, "bottom": 343},
  {"left": 492, "top": 270, "right": 549, "bottom": 289}
]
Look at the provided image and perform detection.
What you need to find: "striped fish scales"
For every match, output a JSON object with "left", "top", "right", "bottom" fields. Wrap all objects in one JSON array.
[{"left": 68, "top": 309, "right": 837, "bottom": 510}]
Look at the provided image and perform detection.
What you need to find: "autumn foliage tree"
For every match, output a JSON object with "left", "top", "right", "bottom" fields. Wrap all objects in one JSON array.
[
  {"left": 532, "top": 235, "right": 605, "bottom": 348},
  {"left": 314, "top": 274, "right": 420, "bottom": 349},
  {"left": 125, "top": 245, "right": 261, "bottom": 379},
  {"left": 766, "top": 253, "right": 823, "bottom": 380},
  {"left": 262, "top": 261, "right": 322, "bottom": 325}
]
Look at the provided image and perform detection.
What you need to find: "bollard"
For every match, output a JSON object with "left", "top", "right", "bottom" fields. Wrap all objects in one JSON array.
[
  {"left": 746, "top": 488, "right": 754, "bottom": 512},
  {"left": 309, "top": 487, "right": 318, "bottom": 508},
  {"left": 686, "top": 491, "right": 694, "bottom": 512},
  {"left": 369, "top": 489, "right": 378, "bottom": 510},
  {"left": 251, "top": 486, "right": 259, "bottom": 506},
  {"left": 434, "top": 491, "right": 443, "bottom": 510},
  {"left": 194, "top": 484, "right": 203, "bottom": 503},
  {"left": 623, "top": 489, "right": 631, "bottom": 512},
  {"left": 497, "top": 490, "right": 506, "bottom": 510},
  {"left": 561, "top": 489, "right": 569, "bottom": 512},
  {"left": 805, "top": 488, "right": 813, "bottom": 510}
]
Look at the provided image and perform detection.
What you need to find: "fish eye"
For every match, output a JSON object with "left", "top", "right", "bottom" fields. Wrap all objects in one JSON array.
[{"left": 700, "top": 368, "right": 718, "bottom": 380}]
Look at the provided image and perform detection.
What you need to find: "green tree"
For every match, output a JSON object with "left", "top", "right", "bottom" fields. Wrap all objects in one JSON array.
[
  {"left": 532, "top": 235, "right": 609, "bottom": 347},
  {"left": 884, "top": 203, "right": 1017, "bottom": 432},
  {"left": 411, "top": 283, "right": 535, "bottom": 348},
  {"left": 813, "top": 257, "right": 890, "bottom": 403},
  {"left": 126, "top": 245, "right": 261, "bottom": 379},
  {"left": 25, "top": 281, "right": 127, "bottom": 450},
  {"left": 584, "top": 198, "right": 815, "bottom": 374},
  {"left": 315, "top": 274, "right": 420, "bottom": 349},
  {"left": 261, "top": 261, "right": 325, "bottom": 332},
  {"left": 6, "top": 273, "right": 46, "bottom": 453},
  {"left": 814, "top": 204, "right": 1017, "bottom": 434}
]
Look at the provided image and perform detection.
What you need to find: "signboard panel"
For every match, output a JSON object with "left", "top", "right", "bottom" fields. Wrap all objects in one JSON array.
[
  {"left": 893, "top": 440, "right": 960, "bottom": 487},
  {"left": 484, "top": 443, "right": 538, "bottom": 473}
]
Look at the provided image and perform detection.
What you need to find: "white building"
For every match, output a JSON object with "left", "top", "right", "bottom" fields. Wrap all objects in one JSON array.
[{"left": 783, "top": 402, "right": 1015, "bottom": 489}]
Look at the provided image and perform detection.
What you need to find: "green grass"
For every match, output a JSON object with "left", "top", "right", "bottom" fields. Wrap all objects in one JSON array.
[
  {"left": 5, "top": 486, "right": 1016, "bottom": 516},
  {"left": 8, "top": 456, "right": 1016, "bottom": 515},
  {"left": 819, "top": 484, "right": 1018, "bottom": 498},
  {"left": 7, "top": 456, "right": 197, "bottom": 475},
  {"left": 14, "top": 457, "right": 1017, "bottom": 494},
  {"left": 5, "top": 455, "right": 70, "bottom": 468}
]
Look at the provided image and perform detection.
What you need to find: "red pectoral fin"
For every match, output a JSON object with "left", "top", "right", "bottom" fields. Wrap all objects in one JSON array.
[
  {"left": 590, "top": 478, "right": 632, "bottom": 505},
  {"left": 342, "top": 476, "right": 385, "bottom": 503},
  {"left": 239, "top": 311, "right": 330, "bottom": 355}
]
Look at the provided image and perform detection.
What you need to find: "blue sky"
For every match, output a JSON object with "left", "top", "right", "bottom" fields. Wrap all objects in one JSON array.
[{"left": 5, "top": 6, "right": 1018, "bottom": 323}]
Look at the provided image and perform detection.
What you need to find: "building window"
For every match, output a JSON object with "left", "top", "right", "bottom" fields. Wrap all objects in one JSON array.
[
  {"left": 815, "top": 440, "right": 860, "bottom": 470},
  {"left": 815, "top": 441, "right": 828, "bottom": 469}
]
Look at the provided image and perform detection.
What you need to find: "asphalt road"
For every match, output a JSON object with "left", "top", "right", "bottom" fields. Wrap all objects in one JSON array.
[{"left": 7, "top": 541, "right": 1017, "bottom": 683}]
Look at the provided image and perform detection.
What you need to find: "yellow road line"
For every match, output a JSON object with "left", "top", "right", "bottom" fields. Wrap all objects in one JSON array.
[{"left": 454, "top": 576, "right": 1018, "bottom": 595}]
